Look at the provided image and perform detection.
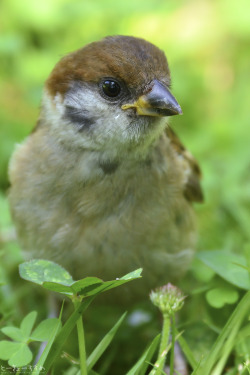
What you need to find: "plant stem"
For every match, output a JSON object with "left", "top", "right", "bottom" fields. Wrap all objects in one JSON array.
[
  {"left": 150, "top": 313, "right": 171, "bottom": 375},
  {"left": 159, "top": 313, "right": 171, "bottom": 356},
  {"left": 74, "top": 301, "right": 88, "bottom": 375},
  {"left": 169, "top": 315, "right": 176, "bottom": 375}
]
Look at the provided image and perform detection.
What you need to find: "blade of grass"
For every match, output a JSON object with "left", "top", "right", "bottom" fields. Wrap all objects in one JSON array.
[
  {"left": 190, "top": 358, "right": 203, "bottom": 375},
  {"left": 138, "top": 335, "right": 161, "bottom": 375},
  {"left": 95, "top": 346, "right": 117, "bottom": 375},
  {"left": 211, "top": 323, "right": 239, "bottom": 375},
  {"left": 42, "top": 296, "right": 95, "bottom": 373},
  {"left": 197, "top": 291, "right": 250, "bottom": 375},
  {"left": 149, "top": 331, "right": 183, "bottom": 375},
  {"left": 75, "top": 308, "right": 87, "bottom": 375},
  {"left": 148, "top": 357, "right": 169, "bottom": 375},
  {"left": 87, "top": 312, "right": 127, "bottom": 372},
  {"left": 126, "top": 334, "right": 161, "bottom": 375},
  {"left": 177, "top": 331, "right": 198, "bottom": 370},
  {"left": 149, "top": 342, "right": 172, "bottom": 375},
  {"left": 31, "top": 302, "right": 64, "bottom": 375}
]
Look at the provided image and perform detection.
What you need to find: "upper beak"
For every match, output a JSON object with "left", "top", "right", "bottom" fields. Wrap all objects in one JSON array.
[{"left": 122, "top": 79, "right": 182, "bottom": 117}]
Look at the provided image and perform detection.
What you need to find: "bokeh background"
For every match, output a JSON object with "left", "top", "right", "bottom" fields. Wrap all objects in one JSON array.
[
  {"left": 0, "top": 0, "right": 250, "bottom": 256},
  {"left": 1, "top": 0, "right": 250, "bottom": 254},
  {"left": 0, "top": 0, "right": 250, "bottom": 371}
]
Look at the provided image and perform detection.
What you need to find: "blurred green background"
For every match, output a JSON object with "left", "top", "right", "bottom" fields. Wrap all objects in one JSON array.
[
  {"left": 0, "top": 0, "right": 250, "bottom": 371},
  {"left": 1, "top": 0, "right": 249, "bottom": 253}
]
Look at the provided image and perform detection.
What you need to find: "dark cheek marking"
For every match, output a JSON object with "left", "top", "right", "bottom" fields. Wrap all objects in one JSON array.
[
  {"left": 77, "top": 117, "right": 95, "bottom": 132},
  {"left": 99, "top": 160, "right": 119, "bottom": 174},
  {"left": 143, "top": 158, "right": 152, "bottom": 167},
  {"left": 175, "top": 212, "right": 184, "bottom": 227},
  {"left": 64, "top": 106, "right": 95, "bottom": 130}
]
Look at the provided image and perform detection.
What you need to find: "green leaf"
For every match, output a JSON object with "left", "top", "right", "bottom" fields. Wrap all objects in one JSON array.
[
  {"left": 21, "top": 311, "right": 37, "bottom": 337},
  {"left": 126, "top": 334, "right": 161, "bottom": 375},
  {"left": 206, "top": 287, "right": 239, "bottom": 308},
  {"left": 197, "top": 250, "right": 250, "bottom": 290},
  {"left": 43, "top": 277, "right": 103, "bottom": 296},
  {"left": 19, "top": 259, "right": 74, "bottom": 285},
  {"left": 120, "top": 268, "right": 143, "bottom": 280},
  {"left": 236, "top": 323, "right": 250, "bottom": 342},
  {"left": 87, "top": 312, "right": 127, "bottom": 371},
  {"left": 30, "top": 318, "right": 61, "bottom": 342},
  {"left": 76, "top": 269, "right": 142, "bottom": 297},
  {"left": 75, "top": 281, "right": 117, "bottom": 296},
  {"left": 192, "top": 258, "right": 215, "bottom": 282},
  {"left": 71, "top": 277, "right": 104, "bottom": 295},
  {"left": 43, "top": 269, "right": 142, "bottom": 298},
  {"left": 8, "top": 343, "right": 33, "bottom": 367},
  {"left": 22, "top": 262, "right": 142, "bottom": 299},
  {"left": 1, "top": 326, "right": 25, "bottom": 342},
  {"left": 0, "top": 341, "right": 21, "bottom": 360},
  {"left": 42, "top": 282, "right": 74, "bottom": 295}
]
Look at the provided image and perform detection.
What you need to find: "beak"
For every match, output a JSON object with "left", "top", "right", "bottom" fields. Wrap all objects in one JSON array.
[{"left": 122, "top": 79, "right": 182, "bottom": 117}]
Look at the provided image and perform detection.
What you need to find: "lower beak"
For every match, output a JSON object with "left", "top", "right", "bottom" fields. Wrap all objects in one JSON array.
[{"left": 122, "top": 79, "right": 182, "bottom": 117}]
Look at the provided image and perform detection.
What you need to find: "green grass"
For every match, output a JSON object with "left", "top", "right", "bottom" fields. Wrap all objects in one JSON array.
[
  {"left": 0, "top": 250, "right": 249, "bottom": 374},
  {"left": 1, "top": 0, "right": 250, "bottom": 372}
]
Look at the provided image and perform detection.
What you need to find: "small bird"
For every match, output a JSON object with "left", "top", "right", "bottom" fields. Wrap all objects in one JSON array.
[{"left": 8, "top": 35, "right": 203, "bottom": 300}]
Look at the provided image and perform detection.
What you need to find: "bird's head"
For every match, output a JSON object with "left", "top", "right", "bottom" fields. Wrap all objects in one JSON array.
[{"left": 42, "top": 36, "right": 182, "bottom": 156}]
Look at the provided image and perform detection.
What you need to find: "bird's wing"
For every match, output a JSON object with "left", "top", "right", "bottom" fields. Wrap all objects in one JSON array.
[{"left": 166, "top": 126, "right": 204, "bottom": 203}]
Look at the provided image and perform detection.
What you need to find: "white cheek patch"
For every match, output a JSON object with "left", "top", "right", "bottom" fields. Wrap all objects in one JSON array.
[
  {"left": 41, "top": 90, "right": 96, "bottom": 149},
  {"left": 42, "top": 90, "right": 64, "bottom": 123},
  {"left": 65, "top": 82, "right": 106, "bottom": 117},
  {"left": 64, "top": 82, "right": 93, "bottom": 109},
  {"left": 63, "top": 83, "right": 134, "bottom": 146},
  {"left": 41, "top": 86, "right": 166, "bottom": 156},
  {"left": 54, "top": 92, "right": 65, "bottom": 114}
]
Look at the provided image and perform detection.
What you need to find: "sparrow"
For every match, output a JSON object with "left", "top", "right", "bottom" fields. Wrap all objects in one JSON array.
[{"left": 8, "top": 35, "right": 203, "bottom": 300}]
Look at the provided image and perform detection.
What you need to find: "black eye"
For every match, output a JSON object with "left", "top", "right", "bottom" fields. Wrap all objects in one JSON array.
[{"left": 102, "top": 80, "right": 121, "bottom": 98}]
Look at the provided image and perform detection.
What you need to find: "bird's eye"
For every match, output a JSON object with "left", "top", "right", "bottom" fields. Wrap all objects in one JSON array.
[{"left": 101, "top": 80, "right": 121, "bottom": 98}]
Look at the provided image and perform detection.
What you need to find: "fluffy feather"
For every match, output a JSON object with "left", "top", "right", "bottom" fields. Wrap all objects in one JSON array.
[{"left": 8, "top": 36, "right": 203, "bottom": 301}]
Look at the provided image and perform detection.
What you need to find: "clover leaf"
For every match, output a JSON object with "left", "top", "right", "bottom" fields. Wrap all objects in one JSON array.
[
  {"left": 0, "top": 311, "right": 60, "bottom": 367},
  {"left": 19, "top": 259, "right": 142, "bottom": 300}
]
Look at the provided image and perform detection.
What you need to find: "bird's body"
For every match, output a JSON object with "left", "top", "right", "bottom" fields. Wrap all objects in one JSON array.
[{"left": 8, "top": 36, "right": 203, "bottom": 298}]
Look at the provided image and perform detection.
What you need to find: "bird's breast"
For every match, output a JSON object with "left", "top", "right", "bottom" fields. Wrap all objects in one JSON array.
[
  {"left": 51, "top": 148, "right": 196, "bottom": 283},
  {"left": 9, "top": 133, "right": 196, "bottom": 289}
]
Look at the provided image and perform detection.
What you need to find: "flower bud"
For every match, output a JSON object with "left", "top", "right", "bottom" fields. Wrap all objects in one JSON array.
[{"left": 150, "top": 283, "right": 185, "bottom": 316}]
